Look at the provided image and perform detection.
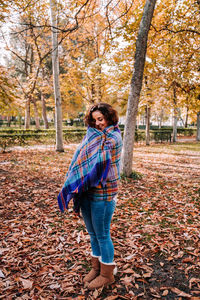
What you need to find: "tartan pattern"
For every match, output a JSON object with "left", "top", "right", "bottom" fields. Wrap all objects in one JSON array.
[{"left": 57, "top": 125, "right": 122, "bottom": 213}]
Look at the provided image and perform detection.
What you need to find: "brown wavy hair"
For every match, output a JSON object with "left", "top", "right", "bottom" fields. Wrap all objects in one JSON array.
[{"left": 84, "top": 102, "right": 119, "bottom": 128}]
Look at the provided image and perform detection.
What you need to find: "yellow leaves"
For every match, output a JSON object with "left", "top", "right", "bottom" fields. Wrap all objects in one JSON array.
[{"left": 0, "top": 66, "right": 21, "bottom": 115}]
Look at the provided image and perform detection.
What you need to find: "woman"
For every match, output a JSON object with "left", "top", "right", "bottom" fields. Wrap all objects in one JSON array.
[{"left": 58, "top": 103, "right": 122, "bottom": 289}]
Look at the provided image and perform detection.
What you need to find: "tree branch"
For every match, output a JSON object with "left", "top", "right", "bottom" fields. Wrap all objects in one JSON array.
[{"left": 151, "top": 24, "right": 200, "bottom": 36}]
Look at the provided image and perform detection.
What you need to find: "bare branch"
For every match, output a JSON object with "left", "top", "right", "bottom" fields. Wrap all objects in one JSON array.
[{"left": 151, "top": 24, "right": 200, "bottom": 36}]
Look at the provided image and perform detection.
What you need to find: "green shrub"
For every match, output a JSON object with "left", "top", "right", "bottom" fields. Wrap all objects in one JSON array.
[
  {"left": 0, "top": 135, "right": 26, "bottom": 152},
  {"left": 0, "top": 129, "right": 87, "bottom": 151},
  {"left": 1, "top": 126, "right": 195, "bottom": 152},
  {"left": 135, "top": 130, "right": 145, "bottom": 142},
  {"left": 121, "top": 171, "right": 143, "bottom": 180},
  {"left": 63, "top": 131, "right": 85, "bottom": 143},
  {"left": 177, "top": 128, "right": 196, "bottom": 136},
  {"left": 152, "top": 130, "right": 172, "bottom": 142}
]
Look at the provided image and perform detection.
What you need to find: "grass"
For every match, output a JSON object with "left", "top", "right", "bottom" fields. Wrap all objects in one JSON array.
[
  {"left": 134, "top": 141, "right": 200, "bottom": 153},
  {"left": 165, "top": 141, "right": 200, "bottom": 152}
]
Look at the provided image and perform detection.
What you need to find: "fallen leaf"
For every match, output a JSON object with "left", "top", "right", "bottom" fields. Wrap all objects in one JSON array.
[
  {"left": 143, "top": 272, "right": 152, "bottom": 278},
  {"left": 93, "top": 289, "right": 99, "bottom": 298},
  {"left": 171, "top": 287, "right": 191, "bottom": 297},
  {"left": 162, "top": 290, "right": 168, "bottom": 296},
  {"left": 0, "top": 270, "right": 5, "bottom": 278},
  {"left": 124, "top": 268, "right": 135, "bottom": 274},
  {"left": 49, "top": 283, "right": 60, "bottom": 289},
  {"left": 189, "top": 277, "right": 200, "bottom": 289},
  {"left": 182, "top": 257, "right": 195, "bottom": 264},
  {"left": 20, "top": 278, "right": 33, "bottom": 289}
]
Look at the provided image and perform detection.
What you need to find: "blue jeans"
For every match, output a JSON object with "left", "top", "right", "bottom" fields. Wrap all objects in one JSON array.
[{"left": 80, "top": 193, "right": 116, "bottom": 264}]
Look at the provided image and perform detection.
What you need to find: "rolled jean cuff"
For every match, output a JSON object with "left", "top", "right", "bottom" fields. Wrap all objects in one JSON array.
[
  {"left": 99, "top": 257, "right": 115, "bottom": 265},
  {"left": 99, "top": 258, "right": 118, "bottom": 275},
  {"left": 91, "top": 252, "right": 101, "bottom": 259}
]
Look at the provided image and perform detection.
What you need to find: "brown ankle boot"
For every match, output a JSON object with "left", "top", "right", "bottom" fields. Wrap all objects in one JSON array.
[
  {"left": 83, "top": 256, "right": 100, "bottom": 283},
  {"left": 88, "top": 262, "right": 115, "bottom": 289}
]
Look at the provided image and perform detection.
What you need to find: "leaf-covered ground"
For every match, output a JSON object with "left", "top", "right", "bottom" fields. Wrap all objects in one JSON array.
[{"left": 0, "top": 141, "right": 200, "bottom": 299}]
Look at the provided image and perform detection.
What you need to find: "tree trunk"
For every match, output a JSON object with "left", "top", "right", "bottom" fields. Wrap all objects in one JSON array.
[
  {"left": 41, "top": 93, "right": 49, "bottom": 129},
  {"left": 7, "top": 116, "right": 11, "bottom": 127},
  {"left": 177, "top": 108, "right": 185, "bottom": 127},
  {"left": 32, "top": 97, "right": 40, "bottom": 129},
  {"left": 185, "top": 106, "right": 189, "bottom": 128},
  {"left": 145, "top": 105, "right": 150, "bottom": 145},
  {"left": 25, "top": 97, "right": 31, "bottom": 129},
  {"left": 121, "top": 0, "right": 157, "bottom": 176},
  {"left": 172, "top": 86, "right": 178, "bottom": 143},
  {"left": 172, "top": 110, "right": 177, "bottom": 143},
  {"left": 50, "top": 0, "right": 64, "bottom": 152},
  {"left": 41, "top": 69, "right": 49, "bottom": 129},
  {"left": 197, "top": 111, "right": 200, "bottom": 141},
  {"left": 158, "top": 111, "right": 162, "bottom": 128},
  {"left": 18, "top": 114, "right": 22, "bottom": 128}
]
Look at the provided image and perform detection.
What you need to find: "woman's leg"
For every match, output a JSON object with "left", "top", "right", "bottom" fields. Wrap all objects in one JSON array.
[
  {"left": 90, "top": 199, "right": 116, "bottom": 264},
  {"left": 80, "top": 194, "right": 101, "bottom": 257}
]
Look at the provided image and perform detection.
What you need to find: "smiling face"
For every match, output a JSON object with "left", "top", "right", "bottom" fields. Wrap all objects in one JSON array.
[{"left": 92, "top": 110, "right": 108, "bottom": 131}]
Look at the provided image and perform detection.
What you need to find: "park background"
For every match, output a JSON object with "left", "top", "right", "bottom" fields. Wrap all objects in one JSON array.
[{"left": 0, "top": 0, "right": 200, "bottom": 299}]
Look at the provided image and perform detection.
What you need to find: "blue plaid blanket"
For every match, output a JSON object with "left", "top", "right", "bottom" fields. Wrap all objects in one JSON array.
[{"left": 57, "top": 125, "right": 121, "bottom": 213}]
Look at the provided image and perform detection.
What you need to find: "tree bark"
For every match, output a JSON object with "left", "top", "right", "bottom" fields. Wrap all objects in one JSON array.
[
  {"left": 185, "top": 106, "right": 189, "bottom": 128},
  {"left": 197, "top": 111, "right": 200, "bottom": 141},
  {"left": 177, "top": 108, "right": 185, "bottom": 127},
  {"left": 7, "top": 116, "right": 11, "bottom": 127},
  {"left": 41, "top": 93, "right": 49, "bottom": 129},
  {"left": 50, "top": 0, "right": 64, "bottom": 152},
  {"left": 158, "top": 109, "right": 164, "bottom": 128},
  {"left": 145, "top": 105, "right": 150, "bottom": 145},
  {"left": 172, "top": 86, "right": 178, "bottom": 142},
  {"left": 172, "top": 111, "right": 178, "bottom": 143},
  {"left": 32, "top": 97, "right": 40, "bottom": 129},
  {"left": 25, "top": 97, "right": 31, "bottom": 129},
  {"left": 41, "top": 69, "right": 49, "bottom": 129},
  {"left": 121, "top": 0, "right": 157, "bottom": 176}
]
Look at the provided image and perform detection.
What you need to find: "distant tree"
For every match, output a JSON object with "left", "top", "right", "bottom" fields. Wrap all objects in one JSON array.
[
  {"left": 121, "top": 0, "right": 157, "bottom": 176},
  {"left": 49, "top": 0, "right": 64, "bottom": 151}
]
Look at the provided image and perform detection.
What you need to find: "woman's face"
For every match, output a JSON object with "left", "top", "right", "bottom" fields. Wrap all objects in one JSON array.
[{"left": 92, "top": 110, "right": 108, "bottom": 131}]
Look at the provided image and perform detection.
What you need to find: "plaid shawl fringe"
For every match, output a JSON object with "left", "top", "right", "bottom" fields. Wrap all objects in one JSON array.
[{"left": 57, "top": 125, "right": 120, "bottom": 214}]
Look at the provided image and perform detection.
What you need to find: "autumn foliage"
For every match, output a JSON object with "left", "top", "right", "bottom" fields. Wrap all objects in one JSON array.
[{"left": 0, "top": 0, "right": 199, "bottom": 126}]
